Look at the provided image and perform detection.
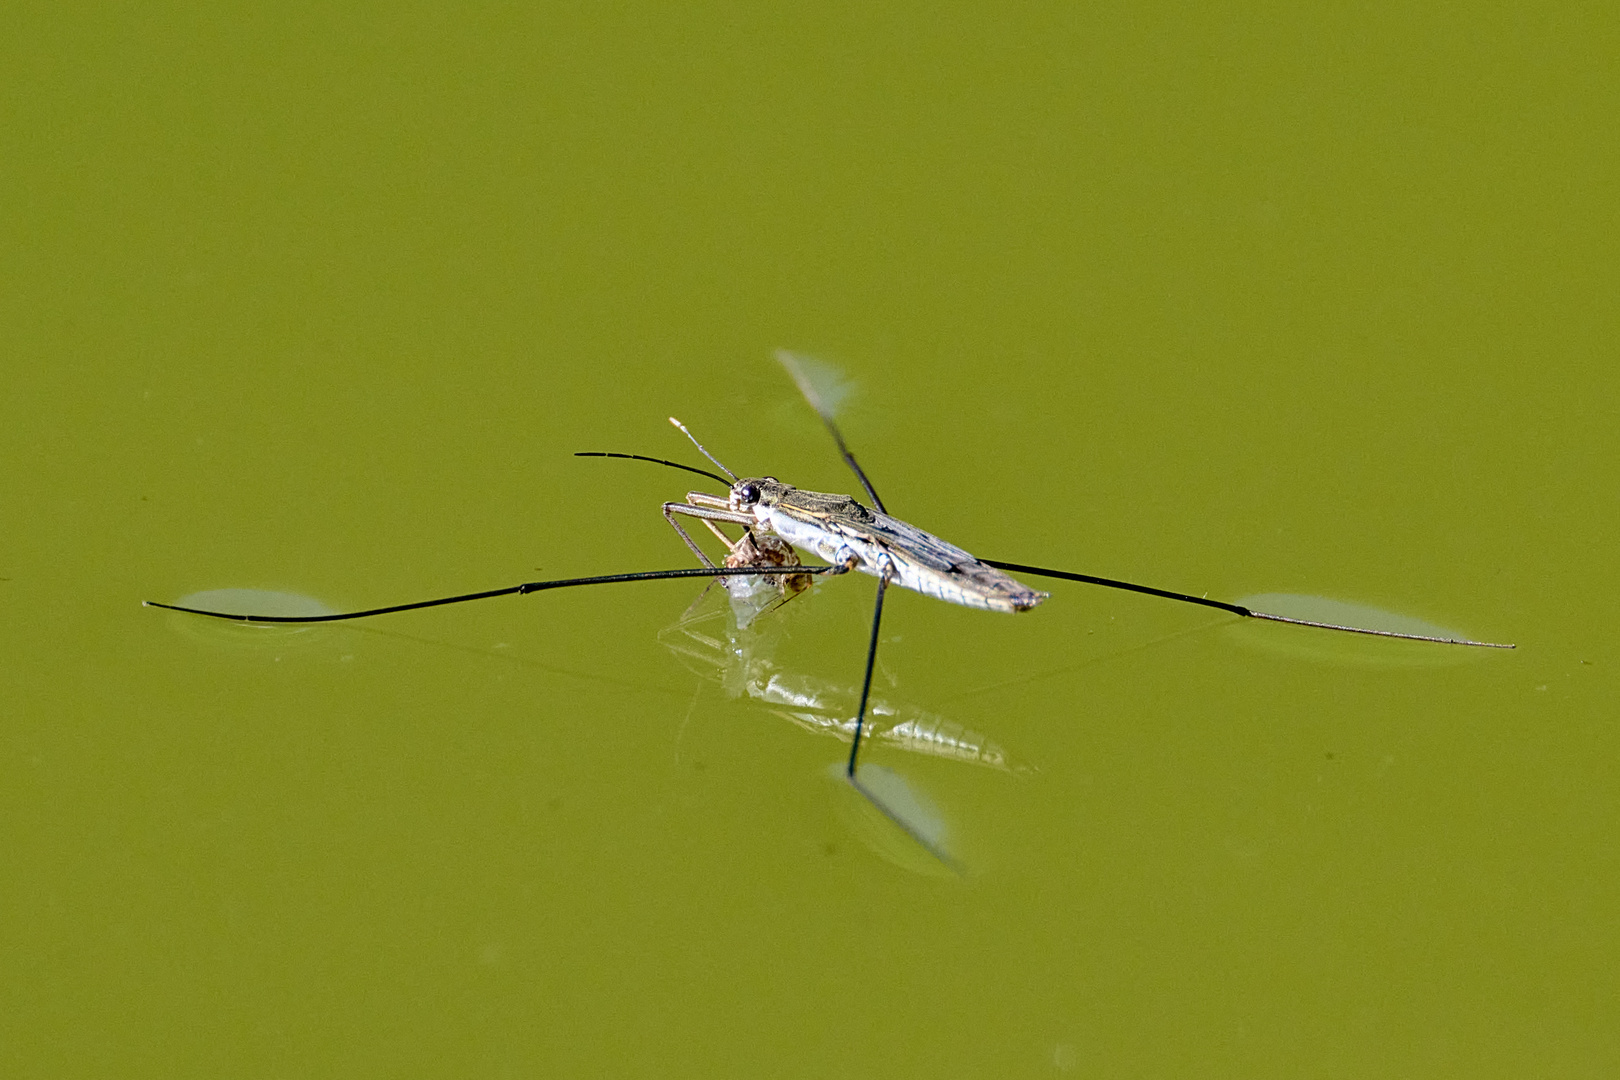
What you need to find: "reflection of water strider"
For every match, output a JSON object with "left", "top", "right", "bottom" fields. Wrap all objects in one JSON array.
[
  {"left": 661, "top": 588, "right": 1018, "bottom": 773},
  {"left": 146, "top": 352, "right": 1515, "bottom": 869}
]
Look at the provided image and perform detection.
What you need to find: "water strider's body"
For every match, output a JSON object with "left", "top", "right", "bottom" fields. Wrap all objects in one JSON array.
[{"left": 679, "top": 477, "right": 1048, "bottom": 614}]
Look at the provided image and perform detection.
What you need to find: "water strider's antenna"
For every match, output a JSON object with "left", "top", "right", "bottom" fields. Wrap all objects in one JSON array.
[
  {"left": 575, "top": 452, "right": 730, "bottom": 489},
  {"left": 668, "top": 417, "right": 737, "bottom": 483}
]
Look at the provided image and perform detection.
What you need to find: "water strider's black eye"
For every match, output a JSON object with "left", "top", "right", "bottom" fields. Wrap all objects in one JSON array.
[{"left": 736, "top": 482, "right": 760, "bottom": 506}]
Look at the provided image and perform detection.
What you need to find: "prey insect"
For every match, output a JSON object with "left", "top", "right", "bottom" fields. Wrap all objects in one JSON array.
[{"left": 146, "top": 351, "right": 1514, "bottom": 868}]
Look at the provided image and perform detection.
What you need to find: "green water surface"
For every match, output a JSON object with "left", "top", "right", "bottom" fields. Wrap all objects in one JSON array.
[{"left": 3, "top": 4, "right": 1616, "bottom": 1077}]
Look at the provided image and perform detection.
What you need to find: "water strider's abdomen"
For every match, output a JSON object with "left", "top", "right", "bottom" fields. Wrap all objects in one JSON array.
[{"left": 763, "top": 503, "right": 1048, "bottom": 613}]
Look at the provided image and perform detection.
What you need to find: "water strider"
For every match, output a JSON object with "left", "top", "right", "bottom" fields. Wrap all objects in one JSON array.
[{"left": 147, "top": 351, "right": 1514, "bottom": 867}]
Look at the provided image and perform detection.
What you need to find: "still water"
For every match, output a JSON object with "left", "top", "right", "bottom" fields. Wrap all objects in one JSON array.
[{"left": 4, "top": 4, "right": 1615, "bottom": 1076}]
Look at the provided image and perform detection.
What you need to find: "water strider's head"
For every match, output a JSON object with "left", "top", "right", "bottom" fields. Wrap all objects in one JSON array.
[
  {"left": 727, "top": 476, "right": 793, "bottom": 517},
  {"left": 661, "top": 420, "right": 821, "bottom": 522}
]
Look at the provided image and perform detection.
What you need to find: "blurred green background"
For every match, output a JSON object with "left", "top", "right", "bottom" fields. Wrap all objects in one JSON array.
[{"left": 3, "top": 4, "right": 1614, "bottom": 1076}]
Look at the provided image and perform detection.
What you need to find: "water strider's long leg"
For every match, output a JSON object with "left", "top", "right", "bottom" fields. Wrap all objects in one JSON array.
[
  {"left": 845, "top": 571, "right": 888, "bottom": 781},
  {"left": 776, "top": 350, "right": 887, "bottom": 514},
  {"left": 839, "top": 565, "right": 963, "bottom": 871},
  {"left": 981, "top": 559, "right": 1515, "bottom": 649},
  {"left": 144, "top": 564, "right": 835, "bottom": 624},
  {"left": 663, "top": 506, "right": 717, "bottom": 567}
]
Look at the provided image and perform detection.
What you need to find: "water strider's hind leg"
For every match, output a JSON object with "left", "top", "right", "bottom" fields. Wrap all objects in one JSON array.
[
  {"left": 842, "top": 561, "right": 963, "bottom": 873},
  {"left": 845, "top": 569, "right": 889, "bottom": 782}
]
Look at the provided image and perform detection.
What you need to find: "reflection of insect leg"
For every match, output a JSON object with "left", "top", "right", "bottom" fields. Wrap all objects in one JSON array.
[
  {"left": 664, "top": 497, "right": 783, "bottom": 615},
  {"left": 673, "top": 498, "right": 814, "bottom": 617}
]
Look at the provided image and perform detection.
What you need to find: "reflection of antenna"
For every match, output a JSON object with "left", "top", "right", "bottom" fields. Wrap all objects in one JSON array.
[{"left": 668, "top": 417, "right": 737, "bottom": 482}]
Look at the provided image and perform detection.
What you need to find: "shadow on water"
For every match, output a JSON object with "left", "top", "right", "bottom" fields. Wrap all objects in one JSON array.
[
  {"left": 155, "top": 589, "right": 340, "bottom": 651},
  {"left": 828, "top": 763, "right": 960, "bottom": 879},
  {"left": 1226, "top": 594, "right": 1502, "bottom": 668}
]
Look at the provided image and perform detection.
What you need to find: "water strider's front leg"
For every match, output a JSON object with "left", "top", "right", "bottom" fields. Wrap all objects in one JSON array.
[{"left": 663, "top": 498, "right": 756, "bottom": 568}]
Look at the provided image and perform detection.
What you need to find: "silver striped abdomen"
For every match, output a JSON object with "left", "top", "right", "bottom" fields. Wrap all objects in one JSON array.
[{"left": 763, "top": 504, "right": 1048, "bottom": 614}]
